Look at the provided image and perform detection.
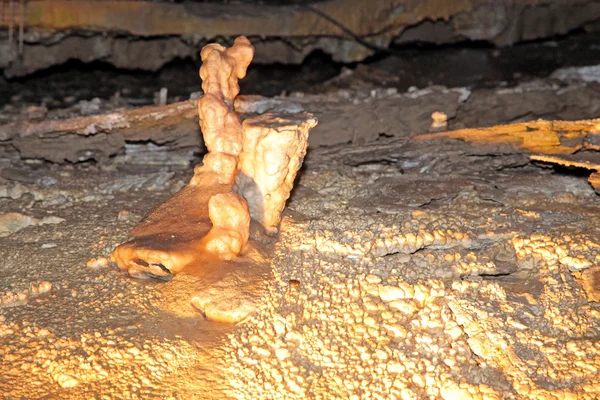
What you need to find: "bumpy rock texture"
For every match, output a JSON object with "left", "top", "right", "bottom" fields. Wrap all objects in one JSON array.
[
  {"left": 225, "top": 166, "right": 600, "bottom": 399},
  {"left": 110, "top": 37, "right": 317, "bottom": 323},
  {"left": 2, "top": 69, "right": 600, "bottom": 398},
  {"left": 108, "top": 36, "right": 243, "bottom": 273},
  {"left": 235, "top": 113, "right": 317, "bottom": 235}
]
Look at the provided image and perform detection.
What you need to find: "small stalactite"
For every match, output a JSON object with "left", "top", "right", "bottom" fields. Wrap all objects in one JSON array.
[{"left": 1, "top": 0, "right": 25, "bottom": 55}]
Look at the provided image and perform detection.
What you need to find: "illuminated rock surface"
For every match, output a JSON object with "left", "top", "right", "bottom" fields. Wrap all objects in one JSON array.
[
  {"left": 111, "top": 36, "right": 256, "bottom": 277},
  {"left": 109, "top": 37, "right": 317, "bottom": 324},
  {"left": 235, "top": 113, "right": 317, "bottom": 235},
  {"left": 2, "top": 90, "right": 600, "bottom": 398},
  {"left": 223, "top": 168, "right": 600, "bottom": 399}
]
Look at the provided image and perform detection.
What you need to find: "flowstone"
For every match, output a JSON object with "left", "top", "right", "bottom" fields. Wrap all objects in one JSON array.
[
  {"left": 110, "top": 36, "right": 317, "bottom": 323},
  {"left": 235, "top": 114, "right": 317, "bottom": 235}
]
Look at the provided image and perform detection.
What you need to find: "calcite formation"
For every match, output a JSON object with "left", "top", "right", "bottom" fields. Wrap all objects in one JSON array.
[
  {"left": 111, "top": 37, "right": 317, "bottom": 280},
  {"left": 4, "top": 82, "right": 600, "bottom": 398},
  {"left": 415, "top": 118, "right": 600, "bottom": 155},
  {"left": 224, "top": 167, "right": 600, "bottom": 400},
  {"left": 235, "top": 114, "right": 316, "bottom": 234},
  {"left": 196, "top": 37, "right": 252, "bottom": 185}
]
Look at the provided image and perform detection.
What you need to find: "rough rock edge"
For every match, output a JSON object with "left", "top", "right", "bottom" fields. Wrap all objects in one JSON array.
[{"left": 2, "top": 0, "right": 600, "bottom": 76}]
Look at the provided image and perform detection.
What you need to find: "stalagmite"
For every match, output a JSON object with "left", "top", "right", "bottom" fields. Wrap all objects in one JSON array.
[
  {"left": 235, "top": 114, "right": 317, "bottom": 235},
  {"left": 111, "top": 36, "right": 317, "bottom": 282}
]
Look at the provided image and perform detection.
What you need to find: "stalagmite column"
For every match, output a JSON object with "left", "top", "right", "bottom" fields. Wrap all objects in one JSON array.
[
  {"left": 192, "top": 37, "right": 254, "bottom": 260},
  {"left": 111, "top": 36, "right": 317, "bottom": 279},
  {"left": 235, "top": 113, "right": 317, "bottom": 235},
  {"left": 193, "top": 36, "right": 253, "bottom": 185}
]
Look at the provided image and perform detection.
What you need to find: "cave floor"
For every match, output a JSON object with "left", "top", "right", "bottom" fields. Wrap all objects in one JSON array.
[
  {"left": 1, "top": 133, "right": 600, "bottom": 399},
  {"left": 2, "top": 65, "right": 600, "bottom": 398}
]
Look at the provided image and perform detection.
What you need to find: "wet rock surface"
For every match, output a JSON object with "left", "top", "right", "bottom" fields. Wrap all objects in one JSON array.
[
  {"left": 226, "top": 165, "right": 600, "bottom": 399},
  {"left": 1, "top": 81, "right": 600, "bottom": 398}
]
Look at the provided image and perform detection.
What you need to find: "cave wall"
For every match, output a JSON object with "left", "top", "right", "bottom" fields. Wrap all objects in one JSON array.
[{"left": 1, "top": 0, "right": 600, "bottom": 77}]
